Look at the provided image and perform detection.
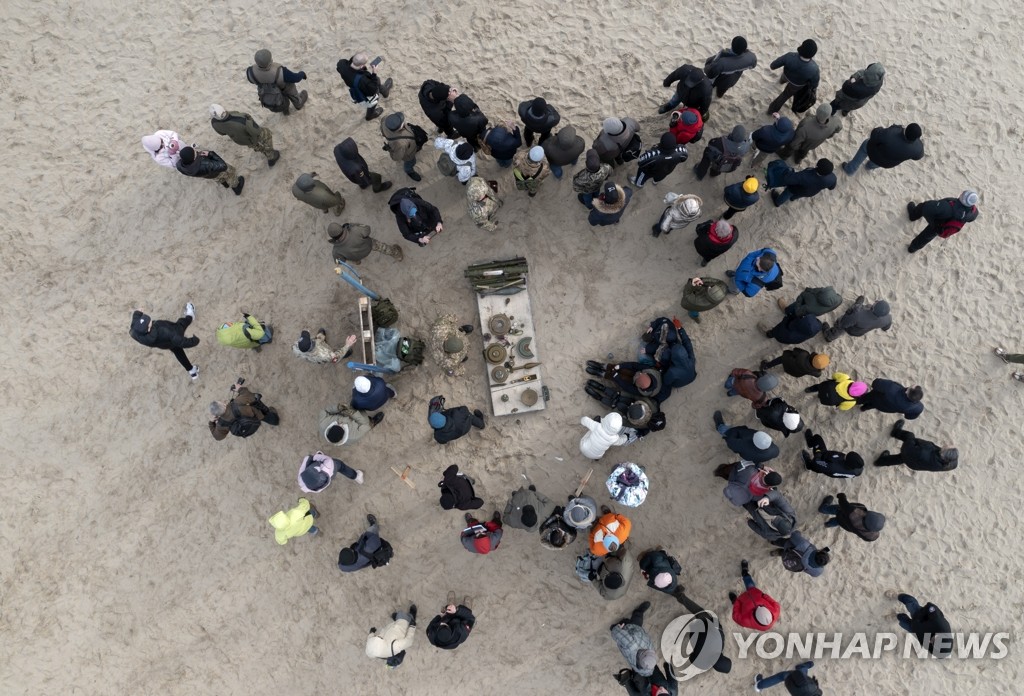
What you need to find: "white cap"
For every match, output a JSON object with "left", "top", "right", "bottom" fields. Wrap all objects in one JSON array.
[
  {"left": 529, "top": 146, "right": 545, "bottom": 162},
  {"left": 654, "top": 572, "right": 673, "bottom": 588},
  {"left": 755, "top": 605, "right": 774, "bottom": 626},
  {"left": 960, "top": 189, "right": 979, "bottom": 207},
  {"left": 209, "top": 104, "right": 228, "bottom": 119},
  {"left": 752, "top": 431, "right": 773, "bottom": 450},
  {"left": 782, "top": 412, "right": 801, "bottom": 430},
  {"left": 354, "top": 376, "right": 372, "bottom": 393}
]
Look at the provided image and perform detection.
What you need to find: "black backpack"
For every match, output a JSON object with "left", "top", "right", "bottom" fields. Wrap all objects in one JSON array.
[
  {"left": 781, "top": 547, "right": 805, "bottom": 572},
  {"left": 224, "top": 401, "right": 262, "bottom": 438},
  {"left": 248, "top": 67, "right": 287, "bottom": 112},
  {"left": 362, "top": 540, "right": 394, "bottom": 568}
]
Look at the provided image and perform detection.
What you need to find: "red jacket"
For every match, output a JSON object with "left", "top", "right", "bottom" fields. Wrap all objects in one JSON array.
[
  {"left": 670, "top": 108, "right": 704, "bottom": 144},
  {"left": 732, "top": 587, "right": 781, "bottom": 630}
]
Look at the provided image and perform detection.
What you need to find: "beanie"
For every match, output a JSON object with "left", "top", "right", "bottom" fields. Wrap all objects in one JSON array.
[
  {"left": 960, "top": 189, "right": 979, "bottom": 207},
  {"left": 810, "top": 353, "right": 830, "bottom": 369},
  {"left": 338, "top": 547, "right": 358, "bottom": 566},
  {"left": 731, "top": 36, "right": 748, "bottom": 54},
  {"left": 602, "top": 182, "right": 620, "bottom": 204},
  {"left": 297, "top": 330, "right": 313, "bottom": 352},
  {"left": 763, "top": 471, "right": 783, "bottom": 487},
  {"left": 529, "top": 96, "right": 547, "bottom": 116},
  {"left": 383, "top": 112, "right": 404, "bottom": 131},
  {"left": 845, "top": 452, "right": 864, "bottom": 470},
  {"left": 754, "top": 606, "right": 774, "bottom": 626},
  {"left": 904, "top": 123, "right": 922, "bottom": 141},
  {"left": 327, "top": 222, "right": 345, "bottom": 239},
  {"left": 254, "top": 49, "right": 272, "bottom": 68},
  {"left": 429, "top": 82, "right": 450, "bottom": 102},
  {"left": 775, "top": 116, "right": 794, "bottom": 133},
  {"left": 872, "top": 300, "right": 890, "bottom": 316},
  {"left": 179, "top": 146, "right": 196, "bottom": 165},
  {"left": 528, "top": 145, "right": 545, "bottom": 162},
  {"left": 864, "top": 511, "right": 886, "bottom": 532},
  {"left": 797, "top": 39, "right": 818, "bottom": 59},
  {"left": 399, "top": 198, "right": 417, "bottom": 217},
  {"left": 742, "top": 177, "right": 759, "bottom": 194},
  {"left": 428, "top": 412, "right": 447, "bottom": 429},
  {"left": 603, "top": 117, "right": 625, "bottom": 135},
  {"left": 326, "top": 424, "right": 345, "bottom": 443},
  {"left": 354, "top": 376, "right": 372, "bottom": 393},
  {"left": 455, "top": 142, "right": 474, "bottom": 160},
  {"left": 521, "top": 505, "right": 537, "bottom": 527},
  {"left": 633, "top": 372, "right": 652, "bottom": 390},
  {"left": 603, "top": 572, "right": 624, "bottom": 589},
  {"left": 815, "top": 103, "right": 833, "bottom": 123},
  {"left": 296, "top": 173, "right": 316, "bottom": 192},
  {"left": 782, "top": 411, "right": 801, "bottom": 430},
  {"left": 907, "top": 386, "right": 924, "bottom": 402},
  {"left": 756, "top": 373, "right": 779, "bottom": 392},
  {"left": 209, "top": 104, "right": 228, "bottom": 120},
  {"left": 443, "top": 335, "right": 464, "bottom": 353},
  {"left": 637, "top": 649, "right": 657, "bottom": 672},
  {"left": 814, "top": 549, "right": 831, "bottom": 567},
  {"left": 659, "top": 132, "right": 677, "bottom": 150},
  {"left": 848, "top": 381, "right": 868, "bottom": 398},
  {"left": 681, "top": 109, "right": 698, "bottom": 125},
  {"left": 653, "top": 572, "right": 673, "bottom": 589},
  {"left": 815, "top": 158, "right": 834, "bottom": 176},
  {"left": 729, "top": 125, "right": 748, "bottom": 142},
  {"left": 752, "top": 431, "right": 773, "bottom": 450},
  {"left": 585, "top": 149, "right": 601, "bottom": 172}
]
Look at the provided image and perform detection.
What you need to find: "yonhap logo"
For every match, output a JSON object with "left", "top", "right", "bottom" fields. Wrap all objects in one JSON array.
[{"left": 660, "top": 610, "right": 726, "bottom": 682}]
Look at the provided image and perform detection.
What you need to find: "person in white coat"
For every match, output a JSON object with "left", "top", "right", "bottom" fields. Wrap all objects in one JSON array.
[
  {"left": 365, "top": 604, "right": 417, "bottom": 668},
  {"left": 580, "top": 411, "right": 628, "bottom": 460},
  {"left": 141, "top": 130, "right": 185, "bottom": 169},
  {"left": 433, "top": 137, "right": 477, "bottom": 183}
]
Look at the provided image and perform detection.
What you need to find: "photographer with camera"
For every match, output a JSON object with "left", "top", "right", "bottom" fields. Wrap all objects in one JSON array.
[{"left": 208, "top": 378, "right": 280, "bottom": 440}]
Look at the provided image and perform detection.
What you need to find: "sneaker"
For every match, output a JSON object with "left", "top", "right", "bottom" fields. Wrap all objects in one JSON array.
[
  {"left": 407, "top": 170, "right": 422, "bottom": 182},
  {"left": 232, "top": 176, "right": 245, "bottom": 195},
  {"left": 600, "top": 505, "right": 612, "bottom": 515},
  {"left": 318, "top": 328, "right": 327, "bottom": 338},
  {"left": 354, "top": 470, "right": 364, "bottom": 485},
  {"left": 657, "top": 103, "right": 673, "bottom": 115},
  {"left": 628, "top": 175, "right": 638, "bottom": 185},
  {"left": 1013, "top": 372, "right": 1024, "bottom": 382},
  {"left": 371, "top": 412, "right": 385, "bottom": 426},
  {"left": 820, "top": 495, "right": 835, "bottom": 510},
  {"left": 754, "top": 674, "right": 764, "bottom": 693},
  {"left": 189, "top": 366, "right": 199, "bottom": 382},
  {"left": 472, "top": 409, "right": 484, "bottom": 419},
  {"left": 296, "top": 90, "right": 308, "bottom": 109},
  {"left": 184, "top": 302, "right": 196, "bottom": 319},
  {"left": 367, "top": 513, "right": 378, "bottom": 527},
  {"left": 462, "top": 596, "right": 473, "bottom": 610},
  {"left": 267, "top": 150, "right": 281, "bottom": 167},
  {"left": 728, "top": 591, "right": 738, "bottom": 603},
  {"left": 995, "top": 347, "right": 1008, "bottom": 363}
]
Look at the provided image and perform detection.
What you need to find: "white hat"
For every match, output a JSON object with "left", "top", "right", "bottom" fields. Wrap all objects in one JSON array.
[
  {"left": 529, "top": 146, "right": 545, "bottom": 162},
  {"left": 782, "top": 412, "right": 801, "bottom": 430},
  {"left": 209, "top": 104, "right": 228, "bottom": 120},
  {"left": 354, "top": 376, "right": 372, "bottom": 393},
  {"left": 754, "top": 605, "right": 773, "bottom": 626},
  {"left": 960, "top": 189, "right": 979, "bottom": 207},
  {"left": 682, "top": 198, "right": 701, "bottom": 215},
  {"left": 654, "top": 572, "right": 673, "bottom": 588},
  {"left": 140, "top": 134, "right": 161, "bottom": 153},
  {"left": 752, "top": 431, "right": 773, "bottom": 450}
]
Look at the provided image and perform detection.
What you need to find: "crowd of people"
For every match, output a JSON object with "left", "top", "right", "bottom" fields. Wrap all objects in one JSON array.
[{"left": 131, "top": 37, "right": 981, "bottom": 694}]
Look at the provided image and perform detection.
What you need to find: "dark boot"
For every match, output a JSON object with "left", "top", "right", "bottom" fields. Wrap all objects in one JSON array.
[
  {"left": 366, "top": 105, "right": 383, "bottom": 121},
  {"left": 267, "top": 150, "right": 281, "bottom": 167},
  {"left": 907, "top": 202, "right": 922, "bottom": 221},
  {"left": 379, "top": 78, "right": 393, "bottom": 98},
  {"left": 232, "top": 176, "right": 245, "bottom": 195}
]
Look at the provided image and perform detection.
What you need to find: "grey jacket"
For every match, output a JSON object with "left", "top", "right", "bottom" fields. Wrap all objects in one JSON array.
[
  {"left": 788, "top": 105, "right": 843, "bottom": 155},
  {"left": 704, "top": 48, "right": 757, "bottom": 78},
  {"left": 503, "top": 487, "right": 557, "bottom": 530},
  {"left": 211, "top": 111, "right": 264, "bottom": 147},
  {"left": 786, "top": 531, "right": 824, "bottom": 577},
  {"left": 611, "top": 623, "right": 655, "bottom": 676},
  {"left": 836, "top": 298, "right": 892, "bottom": 336},
  {"left": 790, "top": 286, "right": 842, "bottom": 317},
  {"left": 745, "top": 491, "right": 797, "bottom": 542},
  {"left": 592, "top": 118, "right": 640, "bottom": 164},
  {"left": 592, "top": 546, "right": 635, "bottom": 600}
]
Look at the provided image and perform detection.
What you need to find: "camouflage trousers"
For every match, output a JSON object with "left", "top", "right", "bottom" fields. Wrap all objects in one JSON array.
[
  {"left": 214, "top": 165, "right": 240, "bottom": 188},
  {"left": 250, "top": 127, "right": 275, "bottom": 158},
  {"left": 371, "top": 239, "right": 403, "bottom": 259}
]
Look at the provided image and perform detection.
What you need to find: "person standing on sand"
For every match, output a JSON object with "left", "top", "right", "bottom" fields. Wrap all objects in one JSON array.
[
  {"left": 721, "top": 176, "right": 760, "bottom": 220},
  {"left": 770, "top": 531, "right": 830, "bottom": 578},
  {"left": 434, "top": 137, "right": 478, "bottom": 184},
  {"left": 767, "top": 39, "right": 820, "bottom": 114},
  {"left": 637, "top": 547, "right": 685, "bottom": 600},
  {"left": 574, "top": 149, "right": 614, "bottom": 208},
  {"left": 518, "top": 96, "right": 561, "bottom": 146},
  {"left": 875, "top": 420, "right": 959, "bottom": 471},
  {"left": 681, "top": 276, "right": 729, "bottom": 323},
  {"left": 729, "top": 559, "right": 780, "bottom": 631},
  {"left": 858, "top": 379, "right": 924, "bottom": 419},
  {"left": 338, "top": 514, "right": 393, "bottom": 571},
  {"left": 750, "top": 113, "right": 795, "bottom": 166},
  {"left": 328, "top": 222, "right": 403, "bottom": 264},
  {"left": 426, "top": 594, "right": 476, "bottom": 650},
  {"left": 593, "top": 544, "right": 636, "bottom": 600},
  {"left": 589, "top": 182, "right": 633, "bottom": 226},
  {"left": 449, "top": 94, "right": 489, "bottom": 150},
  {"left": 483, "top": 121, "right": 523, "bottom": 168},
  {"left": 336, "top": 52, "right": 393, "bottom": 121},
  {"left": 209, "top": 379, "right": 280, "bottom": 440},
  {"left": 831, "top": 62, "right": 885, "bottom": 116},
  {"left": 592, "top": 116, "right": 642, "bottom": 166},
  {"left": 610, "top": 601, "right": 658, "bottom": 678},
  {"left": 466, "top": 176, "right": 502, "bottom": 231},
  {"left": 704, "top": 36, "right": 757, "bottom": 98},
  {"left": 658, "top": 64, "right": 713, "bottom": 118},
  {"left": 803, "top": 373, "right": 868, "bottom": 411},
  {"left": 726, "top": 248, "right": 781, "bottom": 297},
  {"left": 380, "top": 112, "right": 428, "bottom": 182},
  {"left": 542, "top": 125, "right": 585, "bottom": 179},
  {"left": 129, "top": 303, "right": 200, "bottom": 381},
  {"left": 777, "top": 286, "right": 842, "bottom": 318},
  {"left": 141, "top": 130, "right": 184, "bottom": 169},
  {"left": 504, "top": 485, "right": 556, "bottom": 531},
  {"left": 760, "top": 313, "right": 822, "bottom": 344},
  {"left": 388, "top": 188, "right": 444, "bottom": 247},
  {"left": 268, "top": 498, "right": 319, "bottom": 544},
  {"left": 713, "top": 411, "right": 780, "bottom": 464},
  {"left": 994, "top": 346, "right": 1024, "bottom": 382},
  {"left": 418, "top": 79, "right": 458, "bottom": 137},
  {"left": 769, "top": 159, "right": 835, "bottom": 207},
  {"left": 247, "top": 49, "right": 308, "bottom": 114},
  {"left": 801, "top": 429, "right": 865, "bottom": 478},
  {"left": 631, "top": 132, "right": 688, "bottom": 188},
  {"left": 818, "top": 493, "right": 885, "bottom": 541},
  {"left": 755, "top": 397, "right": 803, "bottom": 439},
  {"left": 209, "top": 104, "right": 279, "bottom": 167},
  {"left": 725, "top": 369, "right": 778, "bottom": 409},
  {"left": 905, "top": 189, "right": 979, "bottom": 253},
  {"left": 437, "top": 464, "right": 484, "bottom": 511},
  {"left": 292, "top": 173, "right": 345, "bottom": 216},
  {"left": 513, "top": 146, "right": 550, "bottom": 197},
  {"left": 654, "top": 193, "right": 702, "bottom": 238},
  {"left": 753, "top": 660, "right": 820, "bottom": 693},
  {"left": 760, "top": 348, "right": 829, "bottom": 379},
  {"left": 842, "top": 123, "right": 924, "bottom": 176},
  {"left": 176, "top": 146, "right": 244, "bottom": 195},
  {"left": 334, "top": 138, "right": 392, "bottom": 193},
  {"left": 821, "top": 296, "right": 892, "bottom": 342},
  {"left": 778, "top": 103, "right": 843, "bottom": 165},
  {"left": 693, "top": 125, "right": 750, "bottom": 180},
  {"left": 893, "top": 594, "right": 953, "bottom": 658}
]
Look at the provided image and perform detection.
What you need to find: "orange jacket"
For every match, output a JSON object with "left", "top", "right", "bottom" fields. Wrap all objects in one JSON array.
[{"left": 588, "top": 512, "right": 632, "bottom": 556}]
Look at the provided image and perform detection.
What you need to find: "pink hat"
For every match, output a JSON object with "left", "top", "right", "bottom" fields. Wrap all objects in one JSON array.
[{"left": 848, "top": 381, "right": 868, "bottom": 397}]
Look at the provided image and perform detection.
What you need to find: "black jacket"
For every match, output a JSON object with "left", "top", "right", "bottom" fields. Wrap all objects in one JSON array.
[
  {"left": 663, "top": 64, "right": 713, "bottom": 113},
  {"left": 333, "top": 138, "right": 371, "bottom": 186},
  {"left": 723, "top": 426, "right": 779, "bottom": 463},
  {"left": 517, "top": 100, "right": 560, "bottom": 133},
  {"left": 806, "top": 450, "right": 863, "bottom": 478},
  {"left": 866, "top": 125, "right": 925, "bottom": 168},
  {"left": 336, "top": 58, "right": 381, "bottom": 98},
  {"left": 910, "top": 604, "right": 953, "bottom": 657},
  {"left": 484, "top": 126, "right": 522, "bottom": 161},
  {"left": 176, "top": 150, "right": 227, "bottom": 179},
  {"left": 637, "top": 550, "right": 681, "bottom": 593},
  {"left": 860, "top": 379, "right": 924, "bottom": 419},
  {"left": 432, "top": 405, "right": 474, "bottom": 444},
  {"left": 637, "top": 138, "right": 689, "bottom": 181},
  {"left": 388, "top": 188, "right": 442, "bottom": 245},
  {"left": 449, "top": 95, "right": 488, "bottom": 145},
  {"left": 129, "top": 311, "right": 199, "bottom": 350},
  {"left": 770, "top": 52, "right": 820, "bottom": 89},
  {"left": 779, "top": 348, "right": 822, "bottom": 377},
  {"left": 834, "top": 493, "right": 880, "bottom": 541},
  {"left": 769, "top": 314, "right": 822, "bottom": 344},
  {"left": 900, "top": 434, "right": 955, "bottom": 471},
  {"left": 755, "top": 397, "right": 803, "bottom": 438},
  {"left": 426, "top": 606, "right": 475, "bottom": 649},
  {"left": 437, "top": 464, "right": 484, "bottom": 510},
  {"left": 418, "top": 79, "right": 453, "bottom": 132},
  {"left": 693, "top": 220, "right": 738, "bottom": 262},
  {"left": 782, "top": 167, "right": 836, "bottom": 198}
]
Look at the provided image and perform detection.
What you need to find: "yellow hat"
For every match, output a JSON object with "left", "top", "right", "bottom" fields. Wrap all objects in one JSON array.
[
  {"left": 743, "top": 177, "right": 759, "bottom": 194},
  {"left": 811, "top": 353, "right": 830, "bottom": 369}
]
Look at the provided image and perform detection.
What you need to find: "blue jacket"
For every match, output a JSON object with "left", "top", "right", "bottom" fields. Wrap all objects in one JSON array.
[
  {"left": 770, "top": 314, "right": 822, "bottom": 344},
  {"left": 864, "top": 378, "right": 924, "bottom": 419},
  {"left": 662, "top": 335, "right": 697, "bottom": 389},
  {"left": 782, "top": 168, "right": 836, "bottom": 199},
  {"left": 733, "top": 248, "right": 780, "bottom": 297},
  {"left": 752, "top": 119, "right": 795, "bottom": 152},
  {"left": 484, "top": 125, "right": 522, "bottom": 161},
  {"left": 588, "top": 188, "right": 633, "bottom": 226},
  {"left": 788, "top": 531, "right": 825, "bottom": 577},
  {"left": 351, "top": 375, "right": 394, "bottom": 411},
  {"left": 724, "top": 181, "right": 759, "bottom": 210}
]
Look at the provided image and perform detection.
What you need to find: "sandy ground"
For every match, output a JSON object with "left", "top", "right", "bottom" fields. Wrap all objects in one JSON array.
[{"left": 2, "top": 0, "right": 1023, "bottom": 693}]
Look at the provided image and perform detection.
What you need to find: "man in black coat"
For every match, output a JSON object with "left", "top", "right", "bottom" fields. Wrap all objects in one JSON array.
[
  {"left": 426, "top": 599, "right": 475, "bottom": 650},
  {"left": 449, "top": 94, "right": 488, "bottom": 149},
  {"left": 843, "top": 123, "right": 924, "bottom": 175},
  {"left": 336, "top": 52, "right": 392, "bottom": 120},
  {"left": 771, "top": 158, "right": 836, "bottom": 207},
  {"left": 713, "top": 411, "right": 779, "bottom": 463},
  {"left": 858, "top": 379, "right": 924, "bottom": 419},
  {"left": 875, "top": 420, "right": 958, "bottom": 471},
  {"left": 637, "top": 548, "right": 684, "bottom": 599},
  {"left": 761, "top": 313, "right": 822, "bottom": 344},
  {"left": 818, "top": 494, "right": 885, "bottom": 541},
  {"left": 755, "top": 397, "right": 803, "bottom": 438},
  {"left": 176, "top": 146, "right": 243, "bottom": 195},
  {"left": 630, "top": 132, "right": 688, "bottom": 188},
  {"left": 895, "top": 595, "right": 953, "bottom": 658},
  {"left": 437, "top": 464, "right": 484, "bottom": 510},
  {"left": 767, "top": 39, "right": 820, "bottom": 113},
  {"left": 429, "top": 405, "right": 485, "bottom": 444},
  {"left": 761, "top": 348, "right": 829, "bottom": 378},
  {"left": 659, "top": 64, "right": 713, "bottom": 117},
  {"left": 334, "top": 138, "right": 392, "bottom": 193},
  {"left": 802, "top": 429, "right": 864, "bottom": 478},
  {"left": 129, "top": 304, "right": 200, "bottom": 381},
  {"left": 704, "top": 36, "right": 757, "bottom": 98},
  {"left": 388, "top": 188, "right": 443, "bottom": 246},
  {"left": 418, "top": 80, "right": 457, "bottom": 137},
  {"left": 906, "top": 189, "right": 980, "bottom": 253},
  {"left": 517, "top": 96, "right": 560, "bottom": 146}
]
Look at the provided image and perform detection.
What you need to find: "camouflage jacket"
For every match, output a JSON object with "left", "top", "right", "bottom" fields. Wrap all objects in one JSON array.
[
  {"left": 572, "top": 163, "right": 613, "bottom": 194},
  {"left": 466, "top": 177, "right": 501, "bottom": 231},
  {"left": 429, "top": 313, "right": 469, "bottom": 376}
]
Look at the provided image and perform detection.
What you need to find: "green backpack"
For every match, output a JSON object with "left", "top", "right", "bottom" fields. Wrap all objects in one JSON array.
[
  {"left": 398, "top": 336, "right": 425, "bottom": 366},
  {"left": 372, "top": 298, "right": 399, "bottom": 327}
]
